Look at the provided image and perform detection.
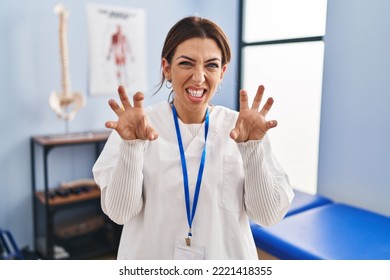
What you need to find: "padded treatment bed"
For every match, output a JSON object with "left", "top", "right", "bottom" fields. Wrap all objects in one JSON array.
[
  {"left": 251, "top": 203, "right": 390, "bottom": 259},
  {"left": 285, "top": 190, "right": 333, "bottom": 217}
]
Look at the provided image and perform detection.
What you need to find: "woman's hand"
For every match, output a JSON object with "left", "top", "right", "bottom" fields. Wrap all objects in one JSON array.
[
  {"left": 105, "top": 85, "right": 158, "bottom": 141},
  {"left": 230, "top": 85, "right": 277, "bottom": 143}
]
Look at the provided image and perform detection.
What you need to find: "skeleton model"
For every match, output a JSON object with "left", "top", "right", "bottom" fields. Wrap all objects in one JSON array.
[{"left": 49, "top": 3, "right": 85, "bottom": 132}]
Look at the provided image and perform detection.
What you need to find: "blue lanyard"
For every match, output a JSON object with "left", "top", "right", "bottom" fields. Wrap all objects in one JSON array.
[{"left": 172, "top": 104, "right": 209, "bottom": 244}]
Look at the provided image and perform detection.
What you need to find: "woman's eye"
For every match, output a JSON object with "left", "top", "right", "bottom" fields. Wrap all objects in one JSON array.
[
  {"left": 207, "top": 63, "right": 219, "bottom": 69},
  {"left": 179, "top": 61, "right": 192, "bottom": 66}
]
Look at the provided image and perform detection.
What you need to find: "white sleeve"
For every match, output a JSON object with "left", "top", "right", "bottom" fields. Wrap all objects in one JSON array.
[
  {"left": 92, "top": 131, "right": 146, "bottom": 224},
  {"left": 237, "top": 135, "right": 294, "bottom": 226}
]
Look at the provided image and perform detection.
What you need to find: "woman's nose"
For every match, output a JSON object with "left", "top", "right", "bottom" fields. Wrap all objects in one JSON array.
[{"left": 192, "top": 66, "right": 206, "bottom": 84}]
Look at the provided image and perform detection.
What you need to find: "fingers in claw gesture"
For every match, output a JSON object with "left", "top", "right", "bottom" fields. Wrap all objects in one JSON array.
[
  {"left": 105, "top": 85, "right": 158, "bottom": 141},
  {"left": 230, "top": 85, "right": 277, "bottom": 143}
]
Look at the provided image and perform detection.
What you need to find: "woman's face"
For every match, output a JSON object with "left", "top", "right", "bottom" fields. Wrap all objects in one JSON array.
[{"left": 162, "top": 37, "right": 227, "bottom": 123}]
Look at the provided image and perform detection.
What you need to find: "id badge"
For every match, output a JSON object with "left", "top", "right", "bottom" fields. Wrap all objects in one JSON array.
[{"left": 173, "top": 239, "right": 205, "bottom": 260}]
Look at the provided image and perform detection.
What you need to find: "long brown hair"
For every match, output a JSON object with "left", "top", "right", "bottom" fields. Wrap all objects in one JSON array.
[{"left": 155, "top": 16, "right": 231, "bottom": 94}]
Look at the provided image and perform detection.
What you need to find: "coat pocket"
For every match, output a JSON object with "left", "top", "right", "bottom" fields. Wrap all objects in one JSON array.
[{"left": 220, "top": 155, "right": 245, "bottom": 214}]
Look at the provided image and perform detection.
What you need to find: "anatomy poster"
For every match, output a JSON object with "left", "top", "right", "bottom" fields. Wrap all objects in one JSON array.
[{"left": 86, "top": 4, "right": 147, "bottom": 96}]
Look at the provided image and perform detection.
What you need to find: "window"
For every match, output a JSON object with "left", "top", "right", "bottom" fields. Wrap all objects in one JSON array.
[{"left": 239, "top": 0, "right": 328, "bottom": 194}]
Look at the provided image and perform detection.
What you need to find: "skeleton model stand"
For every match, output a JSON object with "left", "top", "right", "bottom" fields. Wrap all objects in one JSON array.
[{"left": 49, "top": 3, "right": 85, "bottom": 133}]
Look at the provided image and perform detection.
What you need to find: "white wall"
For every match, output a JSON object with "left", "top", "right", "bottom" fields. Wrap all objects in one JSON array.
[{"left": 318, "top": 0, "right": 390, "bottom": 216}]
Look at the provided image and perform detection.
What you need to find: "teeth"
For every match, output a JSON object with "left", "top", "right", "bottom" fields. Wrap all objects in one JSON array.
[{"left": 187, "top": 89, "right": 204, "bottom": 97}]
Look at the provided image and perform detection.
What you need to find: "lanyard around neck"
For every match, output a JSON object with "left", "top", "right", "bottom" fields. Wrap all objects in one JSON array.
[{"left": 172, "top": 104, "right": 209, "bottom": 242}]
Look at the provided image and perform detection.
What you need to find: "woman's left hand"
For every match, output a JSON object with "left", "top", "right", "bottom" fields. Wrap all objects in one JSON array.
[{"left": 230, "top": 85, "right": 277, "bottom": 143}]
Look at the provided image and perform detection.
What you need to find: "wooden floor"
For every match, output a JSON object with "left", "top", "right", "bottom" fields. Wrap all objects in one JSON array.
[{"left": 257, "top": 249, "right": 279, "bottom": 260}]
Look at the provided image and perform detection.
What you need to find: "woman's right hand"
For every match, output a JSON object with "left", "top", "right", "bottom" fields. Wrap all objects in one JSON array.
[{"left": 105, "top": 85, "right": 158, "bottom": 141}]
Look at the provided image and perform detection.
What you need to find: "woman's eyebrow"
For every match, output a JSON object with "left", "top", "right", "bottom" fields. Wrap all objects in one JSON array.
[
  {"left": 176, "top": 55, "right": 195, "bottom": 61},
  {"left": 176, "top": 55, "right": 221, "bottom": 62}
]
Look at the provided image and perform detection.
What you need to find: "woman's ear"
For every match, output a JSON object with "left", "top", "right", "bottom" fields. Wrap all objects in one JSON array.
[
  {"left": 162, "top": 58, "right": 172, "bottom": 81},
  {"left": 220, "top": 64, "right": 228, "bottom": 80}
]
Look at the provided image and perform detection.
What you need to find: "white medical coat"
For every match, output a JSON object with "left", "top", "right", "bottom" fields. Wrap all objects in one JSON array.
[{"left": 93, "top": 101, "right": 294, "bottom": 259}]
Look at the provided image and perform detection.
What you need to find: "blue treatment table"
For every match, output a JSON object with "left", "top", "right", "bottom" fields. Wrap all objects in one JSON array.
[
  {"left": 285, "top": 190, "right": 333, "bottom": 217},
  {"left": 251, "top": 203, "right": 390, "bottom": 259},
  {"left": 250, "top": 189, "right": 332, "bottom": 257}
]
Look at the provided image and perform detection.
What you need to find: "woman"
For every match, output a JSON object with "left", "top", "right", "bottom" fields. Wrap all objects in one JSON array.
[{"left": 93, "top": 16, "right": 294, "bottom": 260}]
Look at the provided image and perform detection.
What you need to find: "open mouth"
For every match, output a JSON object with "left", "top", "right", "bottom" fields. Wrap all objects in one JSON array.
[{"left": 186, "top": 88, "right": 205, "bottom": 98}]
